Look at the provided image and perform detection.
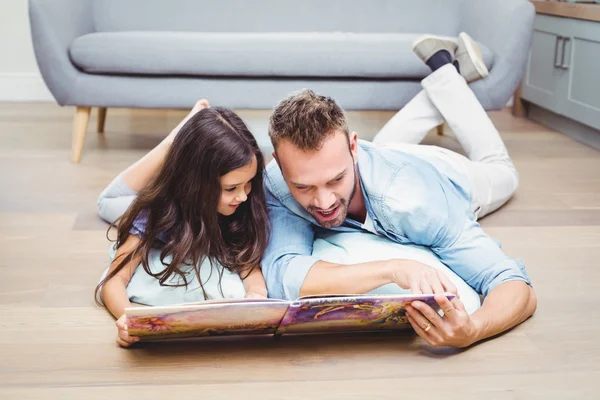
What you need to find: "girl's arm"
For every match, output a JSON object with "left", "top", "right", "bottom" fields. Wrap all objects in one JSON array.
[
  {"left": 121, "top": 100, "right": 210, "bottom": 192},
  {"left": 101, "top": 235, "right": 142, "bottom": 318},
  {"left": 102, "top": 235, "right": 144, "bottom": 348},
  {"left": 97, "top": 101, "right": 210, "bottom": 224},
  {"left": 120, "top": 139, "right": 171, "bottom": 192},
  {"left": 241, "top": 266, "right": 268, "bottom": 298}
]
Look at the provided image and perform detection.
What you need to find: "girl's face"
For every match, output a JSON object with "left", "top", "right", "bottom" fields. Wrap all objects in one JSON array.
[{"left": 218, "top": 155, "right": 258, "bottom": 216}]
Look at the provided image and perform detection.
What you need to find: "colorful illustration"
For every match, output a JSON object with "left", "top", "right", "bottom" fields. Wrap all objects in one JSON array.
[
  {"left": 278, "top": 294, "right": 450, "bottom": 335},
  {"left": 125, "top": 294, "right": 454, "bottom": 340},
  {"left": 126, "top": 301, "right": 289, "bottom": 339}
]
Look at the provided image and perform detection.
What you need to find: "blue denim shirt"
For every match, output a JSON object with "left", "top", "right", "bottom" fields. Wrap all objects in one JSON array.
[{"left": 261, "top": 140, "right": 531, "bottom": 300}]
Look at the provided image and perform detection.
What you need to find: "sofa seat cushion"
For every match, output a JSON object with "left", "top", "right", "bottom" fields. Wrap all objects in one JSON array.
[{"left": 69, "top": 32, "right": 494, "bottom": 79}]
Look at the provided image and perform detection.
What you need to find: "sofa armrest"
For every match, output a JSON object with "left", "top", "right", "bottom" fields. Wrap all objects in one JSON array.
[
  {"left": 460, "top": 0, "right": 535, "bottom": 109},
  {"left": 29, "top": 0, "right": 94, "bottom": 105}
]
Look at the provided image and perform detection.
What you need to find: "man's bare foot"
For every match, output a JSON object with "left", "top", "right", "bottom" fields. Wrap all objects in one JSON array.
[{"left": 165, "top": 99, "right": 211, "bottom": 144}]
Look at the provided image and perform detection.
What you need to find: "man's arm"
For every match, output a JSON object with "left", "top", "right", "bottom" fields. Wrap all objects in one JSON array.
[
  {"left": 471, "top": 281, "right": 537, "bottom": 343},
  {"left": 301, "top": 260, "right": 394, "bottom": 296},
  {"left": 390, "top": 165, "right": 536, "bottom": 346},
  {"left": 260, "top": 187, "right": 319, "bottom": 300},
  {"left": 405, "top": 219, "right": 537, "bottom": 347},
  {"left": 262, "top": 187, "right": 457, "bottom": 299},
  {"left": 407, "top": 233, "right": 537, "bottom": 347},
  {"left": 414, "top": 220, "right": 537, "bottom": 348},
  {"left": 301, "top": 258, "right": 457, "bottom": 297}
]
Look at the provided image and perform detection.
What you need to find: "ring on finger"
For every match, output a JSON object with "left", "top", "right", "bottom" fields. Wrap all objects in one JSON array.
[{"left": 423, "top": 322, "right": 432, "bottom": 332}]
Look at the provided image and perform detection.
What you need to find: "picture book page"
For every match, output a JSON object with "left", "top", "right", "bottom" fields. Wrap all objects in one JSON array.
[
  {"left": 126, "top": 301, "right": 290, "bottom": 339},
  {"left": 282, "top": 293, "right": 453, "bottom": 334}
]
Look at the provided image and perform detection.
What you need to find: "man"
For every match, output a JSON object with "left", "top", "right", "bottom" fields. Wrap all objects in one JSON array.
[{"left": 262, "top": 33, "right": 536, "bottom": 348}]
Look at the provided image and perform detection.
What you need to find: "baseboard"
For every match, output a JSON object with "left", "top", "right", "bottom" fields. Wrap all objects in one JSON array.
[
  {"left": 0, "top": 73, "right": 54, "bottom": 102},
  {"left": 528, "top": 104, "right": 600, "bottom": 151}
]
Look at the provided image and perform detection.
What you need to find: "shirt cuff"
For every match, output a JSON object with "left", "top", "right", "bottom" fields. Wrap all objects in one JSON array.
[
  {"left": 483, "top": 258, "right": 532, "bottom": 297},
  {"left": 282, "top": 255, "right": 320, "bottom": 300}
]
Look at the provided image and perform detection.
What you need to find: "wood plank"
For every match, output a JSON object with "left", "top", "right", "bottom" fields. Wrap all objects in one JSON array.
[
  {"left": 480, "top": 209, "right": 600, "bottom": 227},
  {"left": 3, "top": 371, "right": 600, "bottom": 400},
  {"left": 532, "top": 0, "right": 600, "bottom": 23},
  {"left": 0, "top": 103, "right": 599, "bottom": 397}
]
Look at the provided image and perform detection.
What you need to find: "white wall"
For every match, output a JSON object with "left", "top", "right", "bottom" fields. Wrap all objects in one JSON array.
[{"left": 0, "top": 0, "right": 53, "bottom": 101}]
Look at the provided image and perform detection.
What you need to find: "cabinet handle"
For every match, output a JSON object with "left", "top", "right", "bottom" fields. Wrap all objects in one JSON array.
[
  {"left": 554, "top": 36, "right": 563, "bottom": 67},
  {"left": 560, "top": 37, "right": 571, "bottom": 70}
]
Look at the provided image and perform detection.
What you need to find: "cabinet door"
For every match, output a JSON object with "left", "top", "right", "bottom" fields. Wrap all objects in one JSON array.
[
  {"left": 521, "top": 16, "right": 570, "bottom": 114},
  {"left": 561, "top": 18, "right": 600, "bottom": 131}
]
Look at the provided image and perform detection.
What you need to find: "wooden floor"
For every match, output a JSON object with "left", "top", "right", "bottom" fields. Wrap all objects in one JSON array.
[{"left": 1, "top": 103, "right": 599, "bottom": 399}]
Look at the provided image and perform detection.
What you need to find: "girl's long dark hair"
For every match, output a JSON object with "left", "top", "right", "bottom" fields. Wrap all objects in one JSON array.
[{"left": 95, "top": 107, "right": 269, "bottom": 302}]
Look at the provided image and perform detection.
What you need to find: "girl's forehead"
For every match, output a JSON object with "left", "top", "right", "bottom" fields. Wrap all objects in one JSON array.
[{"left": 220, "top": 156, "right": 258, "bottom": 185}]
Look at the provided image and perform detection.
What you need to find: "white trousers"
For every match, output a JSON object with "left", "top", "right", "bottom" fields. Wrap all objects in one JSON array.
[{"left": 372, "top": 64, "right": 518, "bottom": 219}]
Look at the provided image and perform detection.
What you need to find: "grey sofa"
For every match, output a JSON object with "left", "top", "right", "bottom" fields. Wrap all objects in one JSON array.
[{"left": 29, "top": 0, "right": 535, "bottom": 163}]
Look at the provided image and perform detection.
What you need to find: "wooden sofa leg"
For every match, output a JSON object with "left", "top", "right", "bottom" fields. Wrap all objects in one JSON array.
[
  {"left": 97, "top": 107, "right": 107, "bottom": 134},
  {"left": 436, "top": 124, "right": 444, "bottom": 135},
  {"left": 512, "top": 82, "right": 527, "bottom": 118},
  {"left": 72, "top": 106, "right": 91, "bottom": 163}
]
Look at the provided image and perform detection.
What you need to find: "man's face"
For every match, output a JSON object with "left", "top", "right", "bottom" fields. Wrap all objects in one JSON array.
[{"left": 274, "top": 130, "right": 359, "bottom": 228}]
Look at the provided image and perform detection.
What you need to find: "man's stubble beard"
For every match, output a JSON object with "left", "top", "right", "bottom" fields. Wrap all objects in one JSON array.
[{"left": 308, "top": 166, "right": 358, "bottom": 229}]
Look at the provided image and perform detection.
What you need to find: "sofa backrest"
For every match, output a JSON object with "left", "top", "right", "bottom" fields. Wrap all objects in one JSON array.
[{"left": 93, "top": 0, "right": 461, "bottom": 35}]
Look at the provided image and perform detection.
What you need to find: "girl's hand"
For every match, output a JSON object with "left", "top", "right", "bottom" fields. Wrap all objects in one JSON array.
[
  {"left": 166, "top": 99, "right": 210, "bottom": 144},
  {"left": 190, "top": 99, "right": 210, "bottom": 114},
  {"left": 116, "top": 314, "right": 140, "bottom": 348},
  {"left": 244, "top": 289, "right": 268, "bottom": 299}
]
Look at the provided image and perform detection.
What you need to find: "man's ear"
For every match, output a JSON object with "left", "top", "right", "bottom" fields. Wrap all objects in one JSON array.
[
  {"left": 272, "top": 151, "right": 280, "bottom": 169},
  {"left": 349, "top": 132, "right": 359, "bottom": 163}
]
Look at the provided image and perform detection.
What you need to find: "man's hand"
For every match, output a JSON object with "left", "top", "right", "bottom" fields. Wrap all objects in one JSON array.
[
  {"left": 390, "top": 260, "right": 458, "bottom": 295},
  {"left": 116, "top": 314, "right": 140, "bottom": 348},
  {"left": 405, "top": 294, "right": 479, "bottom": 348}
]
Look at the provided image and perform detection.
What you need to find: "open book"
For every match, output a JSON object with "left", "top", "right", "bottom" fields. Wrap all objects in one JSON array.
[{"left": 125, "top": 293, "right": 454, "bottom": 340}]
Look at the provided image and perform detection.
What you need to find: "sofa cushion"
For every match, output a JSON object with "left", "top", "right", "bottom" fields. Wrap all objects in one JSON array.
[
  {"left": 92, "top": 0, "right": 461, "bottom": 36},
  {"left": 69, "top": 32, "right": 495, "bottom": 79}
]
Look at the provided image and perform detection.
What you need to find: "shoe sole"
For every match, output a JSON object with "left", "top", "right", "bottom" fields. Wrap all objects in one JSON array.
[
  {"left": 458, "top": 32, "right": 489, "bottom": 82},
  {"left": 412, "top": 35, "right": 458, "bottom": 63}
]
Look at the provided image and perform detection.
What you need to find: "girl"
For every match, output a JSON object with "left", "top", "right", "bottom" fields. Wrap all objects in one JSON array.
[{"left": 95, "top": 101, "right": 269, "bottom": 347}]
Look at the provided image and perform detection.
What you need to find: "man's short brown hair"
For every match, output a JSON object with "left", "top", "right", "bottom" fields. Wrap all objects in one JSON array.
[{"left": 268, "top": 89, "right": 349, "bottom": 151}]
